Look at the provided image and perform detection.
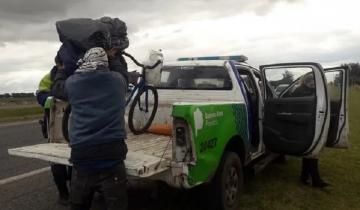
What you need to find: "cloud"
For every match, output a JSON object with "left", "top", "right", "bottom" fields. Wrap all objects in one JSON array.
[
  {"left": 0, "top": 0, "right": 302, "bottom": 43},
  {"left": 0, "top": 41, "right": 60, "bottom": 93},
  {"left": 1, "top": 0, "right": 359, "bottom": 93},
  {"left": 0, "top": 0, "right": 72, "bottom": 23},
  {"left": 0, "top": 70, "right": 45, "bottom": 94}
]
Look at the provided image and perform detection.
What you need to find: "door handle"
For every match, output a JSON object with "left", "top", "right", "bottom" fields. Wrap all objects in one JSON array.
[{"left": 277, "top": 112, "right": 292, "bottom": 116}]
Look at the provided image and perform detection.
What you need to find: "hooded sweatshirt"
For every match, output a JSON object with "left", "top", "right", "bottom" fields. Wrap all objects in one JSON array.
[{"left": 65, "top": 47, "right": 127, "bottom": 171}]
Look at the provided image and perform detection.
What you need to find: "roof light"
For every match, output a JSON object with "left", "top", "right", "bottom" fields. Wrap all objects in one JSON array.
[{"left": 177, "top": 55, "right": 248, "bottom": 62}]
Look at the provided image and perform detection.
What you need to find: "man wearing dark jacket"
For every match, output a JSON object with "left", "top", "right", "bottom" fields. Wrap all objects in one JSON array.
[
  {"left": 65, "top": 47, "right": 127, "bottom": 210},
  {"left": 36, "top": 56, "right": 72, "bottom": 205}
]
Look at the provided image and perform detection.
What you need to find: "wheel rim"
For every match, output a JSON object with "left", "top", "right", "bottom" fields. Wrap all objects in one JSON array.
[
  {"left": 128, "top": 87, "right": 158, "bottom": 134},
  {"left": 224, "top": 166, "right": 239, "bottom": 206},
  {"left": 131, "top": 92, "right": 155, "bottom": 130}
]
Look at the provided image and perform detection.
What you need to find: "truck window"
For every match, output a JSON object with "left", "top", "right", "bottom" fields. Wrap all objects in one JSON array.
[
  {"left": 156, "top": 66, "right": 232, "bottom": 90},
  {"left": 325, "top": 70, "right": 345, "bottom": 146},
  {"left": 240, "top": 75, "right": 255, "bottom": 94},
  {"left": 238, "top": 69, "right": 260, "bottom": 148},
  {"left": 325, "top": 71, "right": 343, "bottom": 102},
  {"left": 264, "top": 67, "right": 315, "bottom": 98}
]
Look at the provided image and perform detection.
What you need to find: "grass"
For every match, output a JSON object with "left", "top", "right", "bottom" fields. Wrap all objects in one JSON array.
[
  {"left": 239, "top": 88, "right": 360, "bottom": 210},
  {"left": 0, "top": 106, "right": 43, "bottom": 123},
  {"left": 0, "top": 97, "right": 42, "bottom": 123},
  {"left": 0, "top": 97, "right": 37, "bottom": 106}
]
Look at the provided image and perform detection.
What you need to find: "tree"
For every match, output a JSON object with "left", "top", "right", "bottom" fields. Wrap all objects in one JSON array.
[
  {"left": 334, "top": 73, "right": 342, "bottom": 86},
  {"left": 0, "top": 93, "right": 11, "bottom": 98},
  {"left": 10, "top": 92, "right": 35, "bottom": 98},
  {"left": 342, "top": 63, "right": 360, "bottom": 86},
  {"left": 281, "top": 70, "right": 294, "bottom": 84}
]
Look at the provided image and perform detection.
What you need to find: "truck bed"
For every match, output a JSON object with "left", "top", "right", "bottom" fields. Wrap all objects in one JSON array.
[{"left": 8, "top": 133, "right": 172, "bottom": 178}]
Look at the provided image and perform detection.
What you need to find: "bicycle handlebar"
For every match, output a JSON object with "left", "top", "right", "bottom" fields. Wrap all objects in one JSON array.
[
  {"left": 145, "top": 60, "right": 162, "bottom": 69},
  {"left": 121, "top": 51, "right": 143, "bottom": 67},
  {"left": 122, "top": 51, "right": 162, "bottom": 70}
]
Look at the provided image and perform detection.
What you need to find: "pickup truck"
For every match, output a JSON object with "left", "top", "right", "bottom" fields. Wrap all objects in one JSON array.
[{"left": 8, "top": 56, "right": 350, "bottom": 210}]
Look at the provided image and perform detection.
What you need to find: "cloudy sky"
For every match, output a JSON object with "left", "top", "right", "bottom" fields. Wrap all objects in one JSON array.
[{"left": 0, "top": 0, "right": 359, "bottom": 93}]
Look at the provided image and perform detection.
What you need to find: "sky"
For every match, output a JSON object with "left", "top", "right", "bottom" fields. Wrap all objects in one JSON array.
[{"left": 0, "top": 0, "right": 359, "bottom": 93}]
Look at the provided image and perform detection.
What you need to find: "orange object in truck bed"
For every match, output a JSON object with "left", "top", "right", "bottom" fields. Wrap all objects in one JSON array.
[{"left": 147, "top": 124, "right": 172, "bottom": 136}]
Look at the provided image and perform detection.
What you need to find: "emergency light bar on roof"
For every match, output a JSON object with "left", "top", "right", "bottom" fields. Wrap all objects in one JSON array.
[{"left": 177, "top": 55, "right": 248, "bottom": 62}]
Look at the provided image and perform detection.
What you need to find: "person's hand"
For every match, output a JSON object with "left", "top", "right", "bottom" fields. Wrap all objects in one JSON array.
[
  {"left": 56, "top": 64, "right": 65, "bottom": 72},
  {"left": 106, "top": 48, "right": 119, "bottom": 59},
  {"left": 128, "top": 71, "right": 141, "bottom": 85}
]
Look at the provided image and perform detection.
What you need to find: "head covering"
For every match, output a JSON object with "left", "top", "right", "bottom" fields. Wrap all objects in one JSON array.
[
  {"left": 98, "top": 16, "right": 129, "bottom": 50},
  {"left": 301, "top": 73, "right": 315, "bottom": 88},
  {"left": 76, "top": 47, "right": 109, "bottom": 73}
]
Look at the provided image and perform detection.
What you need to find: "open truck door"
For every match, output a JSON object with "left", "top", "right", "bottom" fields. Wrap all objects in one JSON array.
[
  {"left": 324, "top": 66, "right": 350, "bottom": 148},
  {"left": 260, "top": 63, "right": 330, "bottom": 157}
]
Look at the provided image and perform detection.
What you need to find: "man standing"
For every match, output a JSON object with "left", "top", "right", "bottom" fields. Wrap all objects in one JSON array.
[
  {"left": 65, "top": 47, "right": 128, "bottom": 210},
  {"left": 36, "top": 56, "right": 72, "bottom": 206}
]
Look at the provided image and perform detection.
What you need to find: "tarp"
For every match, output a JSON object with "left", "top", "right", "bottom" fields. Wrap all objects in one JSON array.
[{"left": 56, "top": 17, "right": 129, "bottom": 51}]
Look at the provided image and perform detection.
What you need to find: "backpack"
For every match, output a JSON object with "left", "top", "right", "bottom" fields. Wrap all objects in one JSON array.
[{"left": 55, "top": 17, "right": 129, "bottom": 76}]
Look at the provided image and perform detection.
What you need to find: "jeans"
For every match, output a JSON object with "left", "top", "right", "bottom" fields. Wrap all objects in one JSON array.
[
  {"left": 301, "top": 158, "right": 321, "bottom": 183},
  {"left": 51, "top": 164, "right": 72, "bottom": 198},
  {"left": 70, "top": 161, "right": 127, "bottom": 210}
]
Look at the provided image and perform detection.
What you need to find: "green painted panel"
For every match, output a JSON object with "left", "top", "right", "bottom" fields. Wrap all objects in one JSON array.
[{"left": 172, "top": 103, "right": 249, "bottom": 186}]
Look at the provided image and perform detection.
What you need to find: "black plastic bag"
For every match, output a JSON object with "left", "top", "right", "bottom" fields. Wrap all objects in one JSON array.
[
  {"left": 56, "top": 18, "right": 111, "bottom": 50},
  {"left": 98, "top": 16, "right": 129, "bottom": 50},
  {"left": 56, "top": 17, "right": 129, "bottom": 51}
]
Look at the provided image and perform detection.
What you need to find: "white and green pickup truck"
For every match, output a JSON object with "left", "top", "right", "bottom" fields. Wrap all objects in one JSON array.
[{"left": 8, "top": 56, "right": 349, "bottom": 210}]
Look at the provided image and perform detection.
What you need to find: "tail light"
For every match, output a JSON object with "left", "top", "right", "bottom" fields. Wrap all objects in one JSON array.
[{"left": 176, "top": 127, "right": 186, "bottom": 146}]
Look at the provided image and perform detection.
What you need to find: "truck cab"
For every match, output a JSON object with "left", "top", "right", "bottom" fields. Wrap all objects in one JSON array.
[{"left": 8, "top": 56, "right": 350, "bottom": 210}]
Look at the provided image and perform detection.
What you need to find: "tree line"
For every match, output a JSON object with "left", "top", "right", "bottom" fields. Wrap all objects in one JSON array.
[
  {"left": 0, "top": 92, "right": 35, "bottom": 98},
  {"left": 270, "top": 62, "right": 360, "bottom": 88},
  {"left": 343, "top": 63, "right": 360, "bottom": 86}
]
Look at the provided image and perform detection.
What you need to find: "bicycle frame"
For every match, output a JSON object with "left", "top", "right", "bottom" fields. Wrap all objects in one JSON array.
[{"left": 125, "top": 76, "right": 146, "bottom": 106}]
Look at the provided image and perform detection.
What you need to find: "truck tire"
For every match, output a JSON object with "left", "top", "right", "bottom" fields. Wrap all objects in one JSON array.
[{"left": 211, "top": 151, "right": 243, "bottom": 210}]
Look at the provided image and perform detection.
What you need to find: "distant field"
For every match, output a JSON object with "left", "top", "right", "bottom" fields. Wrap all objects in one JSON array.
[
  {"left": 0, "top": 97, "right": 42, "bottom": 123},
  {"left": 0, "top": 106, "right": 42, "bottom": 123},
  {"left": 239, "top": 88, "right": 360, "bottom": 210},
  {"left": 0, "top": 97, "right": 37, "bottom": 108}
]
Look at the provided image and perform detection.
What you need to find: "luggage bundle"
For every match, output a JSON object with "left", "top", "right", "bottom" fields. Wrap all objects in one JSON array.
[
  {"left": 55, "top": 17, "right": 129, "bottom": 78},
  {"left": 56, "top": 17, "right": 129, "bottom": 51}
]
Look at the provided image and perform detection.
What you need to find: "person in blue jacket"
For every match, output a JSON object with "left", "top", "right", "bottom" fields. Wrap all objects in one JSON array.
[{"left": 65, "top": 47, "right": 128, "bottom": 210}]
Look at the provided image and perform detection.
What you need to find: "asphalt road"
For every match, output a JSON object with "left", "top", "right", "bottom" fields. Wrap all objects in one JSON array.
[
  {"left": 0, "top": 121, "right": 208, "bottom": 210},
  {"left": 0, "top": 121, "right": 48, "bottom": 180}
]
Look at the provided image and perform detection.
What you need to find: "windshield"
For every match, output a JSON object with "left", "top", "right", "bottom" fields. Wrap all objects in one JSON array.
[{"left": 156, "top": 66, "right": 232, "bottom": 90}]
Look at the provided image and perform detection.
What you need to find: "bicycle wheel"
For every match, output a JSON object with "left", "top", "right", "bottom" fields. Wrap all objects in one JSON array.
[
  {"left": 62, "top": 104, "right": 71, "bottom": 142},
  {"left": 128, "top": 86, "right": 158, "bottom": 135}
]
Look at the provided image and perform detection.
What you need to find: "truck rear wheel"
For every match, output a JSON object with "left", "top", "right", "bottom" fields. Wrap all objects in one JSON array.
[{"left": 211, "top": 151, "right": 243, "bottom": 210}]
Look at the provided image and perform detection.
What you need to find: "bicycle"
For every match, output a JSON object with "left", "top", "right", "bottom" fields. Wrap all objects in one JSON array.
[
  {"left": 122, "top": 51, "right": 162, "bottom": 134},
  {"left": 62, "top": 51, "right": 163, "bottom": 141}
]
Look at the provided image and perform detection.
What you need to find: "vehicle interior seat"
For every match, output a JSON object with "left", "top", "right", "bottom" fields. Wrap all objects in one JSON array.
[{"left": 178, "top": 78, "right": 196, "bottom": 89}]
